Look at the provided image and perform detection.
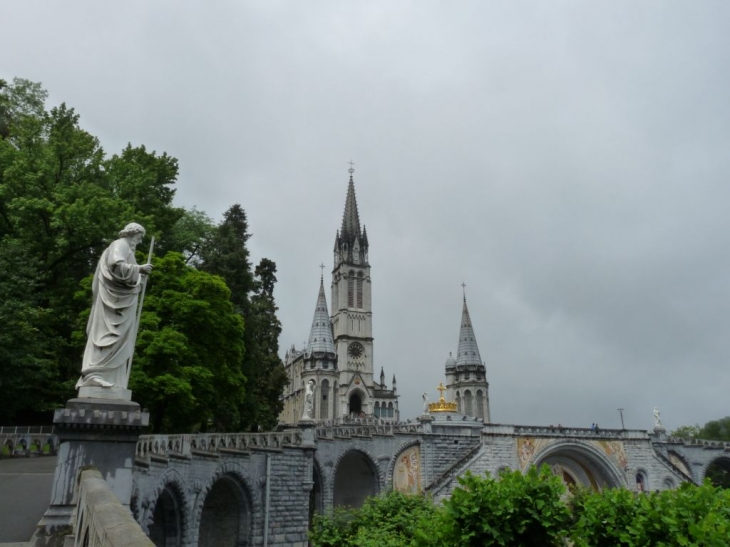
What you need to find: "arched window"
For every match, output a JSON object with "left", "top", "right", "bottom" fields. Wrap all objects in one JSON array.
[
  {"left": 348, "top": 272, "right": 355, "bottom": 307},
  {"left": 357, "top": 272, "right": 364, "bottom": 308},
  {"left": 320, "top": 380, "right": 330, "bottom": 420},
  {"left": 374, "top": 402, "right": 380, "bottom": 418},
  {"left": 455, "top": 392, "right": 461, "bottom": 414},
  {"left": 388, "top": 402, "right": 394, "bottom": 418},
  {"left": 476, "top": 390, "right": 484, "bottom": 419},
  {"left": 635, "top": 471, "right": 646, "bottom": 493},
  {"left": 464, "top": 390, "right": 473, "bottom": 416}
]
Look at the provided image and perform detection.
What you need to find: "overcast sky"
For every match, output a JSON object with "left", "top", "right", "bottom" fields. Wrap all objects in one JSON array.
[{"left": 4, "top": 1, "right": 729, "bottom": 430}]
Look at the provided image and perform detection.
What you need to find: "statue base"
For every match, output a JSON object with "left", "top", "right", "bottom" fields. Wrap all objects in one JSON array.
[
  {"left": 31, "top": 398, "right": 149, "bottom": 546},
  {"left": 77, "top": 385, "right": 132, "bottom": 401}
]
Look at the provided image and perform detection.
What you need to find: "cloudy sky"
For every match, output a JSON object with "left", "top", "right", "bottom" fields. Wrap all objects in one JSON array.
[{"left": 4, "top": 1, "right": 729, "bottom": 430}]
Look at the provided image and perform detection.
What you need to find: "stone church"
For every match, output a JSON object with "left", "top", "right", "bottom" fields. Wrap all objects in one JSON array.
[{"left": 279, "top": 168, "right": 401, "bottom": 424}]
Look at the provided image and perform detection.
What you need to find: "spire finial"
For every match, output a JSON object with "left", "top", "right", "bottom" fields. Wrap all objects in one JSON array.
[
  {"left": 348, "top": 159, "right": 355, "bottom": 175},
  {"left": 319, "top": 263, "right": 325, "bottom": 280},
  {"left": 461, "top": 281, "right": 467, "bottom": 300}
]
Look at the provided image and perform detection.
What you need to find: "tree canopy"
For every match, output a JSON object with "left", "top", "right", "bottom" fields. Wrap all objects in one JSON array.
[{"left": 0, "top": 78, "right": 286, "bottom": 431}]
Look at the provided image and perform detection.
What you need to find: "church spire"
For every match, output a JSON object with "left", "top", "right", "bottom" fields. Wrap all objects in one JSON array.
[
  {"left": 334, "top": 164, "right": 368, "bottom": 266},
  {"left": 456, "top": 291, "right": 483, "bottom": 366},
  {"left": 306, "top": 274, "right": 335, "bottom": 355}
]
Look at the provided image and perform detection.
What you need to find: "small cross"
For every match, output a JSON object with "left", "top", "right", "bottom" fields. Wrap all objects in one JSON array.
[
  {"left": 348, "top": 160, "right": 355, "bottom": 174},
  {"left": 461, "top": 282, "right": 466, "bottom": 297},
  {"left": 436, "top": 382, "right": 447, "bottom": 400},
  {"left": 319, "top": 263, "right": 325, "bottom": 278}
]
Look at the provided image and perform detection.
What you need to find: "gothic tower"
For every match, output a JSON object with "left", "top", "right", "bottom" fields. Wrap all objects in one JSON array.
[
  {"left": 331, "top": 166, "right": 374, "bottom": 418},
  {"left": 445, "top": 292, "right": 491, "bottom": 422}
]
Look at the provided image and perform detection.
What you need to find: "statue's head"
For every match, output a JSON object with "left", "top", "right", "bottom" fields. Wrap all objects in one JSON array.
[{"left": 119, "top": 223, "right": 146, "bottom": 239}]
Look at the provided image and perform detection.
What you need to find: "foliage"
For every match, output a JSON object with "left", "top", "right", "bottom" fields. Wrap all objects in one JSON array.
[
  {"left": 309, "top": 469, "right": 730, "bottom": 547},
  {"left": 309, "top": 490, "right": 440, "bottom": 547},
  {"left": 441, "top": 466, "right": 570, "bottom": 547},
  {"left": 572, "top": 481, "right": 730, "bottom": 546},
  {"left": 121, "top": 253, "right": 245, "bottom": 432},
  {"left": 672, "top": 417, "right": 730, "bottom": 442},
  {"left": 670, "top": 424, "right": 702, "bottom": 439},
  {"left": 201, "top": 206, "right": 287, "bottom": 431}
]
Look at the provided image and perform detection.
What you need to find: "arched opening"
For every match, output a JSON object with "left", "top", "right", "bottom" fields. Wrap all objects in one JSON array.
[
  {"left": 476, "top": 390, "right": 484, "bottom": 419},
  {"left": 357, "top": 272, "right": 364, "bottom": 308},
  {"left": 333, "top": 450, "right": 379, "bottom": 508},
  {"left": 464, "top": 390, "right": 473, "bottom": 416},
  {"left": 635, "top": 471, "right": 647, "bottom": 493},
  {"left": 149, "top": 485, "right": 183, "bottom": 547},
  {"left": 198, "top": 475, "right": 251, "bottom": 547},
  {"left": 349, "top": 392, "right": 362, "bottom": 416},
  {"left": 347, "top": 272, "right": 355, "bottom": 307},
  {"left": 455, "top": 392, "right": 461, "bottom": 414},
  {"left": 704, "top": 457, "right": 730, "bottom": 488},
  {"left": 374, "top": 401, "right": 381, "bottom": 418},
  {"left": 320, "top": 380, "right": 330, "bottom": 420},
  {"left": 310, "top": 462, "right": 323, "bottom": 528},
  {"left": 387, "top": 402, "right": 394, "bottom": 418},
  {"left": 534, "top": 444, "right": 622, "bottom": 491}
]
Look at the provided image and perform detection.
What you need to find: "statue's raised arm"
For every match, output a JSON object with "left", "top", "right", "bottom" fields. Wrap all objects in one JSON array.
[{"left": 76, "top": 223, "right": 153, "bottom": 400}]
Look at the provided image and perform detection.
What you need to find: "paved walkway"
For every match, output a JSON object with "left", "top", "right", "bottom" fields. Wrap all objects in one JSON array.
[{"left": 0, "top": 457, "right": 56, "bottom": 543}]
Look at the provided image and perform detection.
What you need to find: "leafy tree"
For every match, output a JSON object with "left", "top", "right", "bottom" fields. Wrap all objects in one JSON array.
[
  {"left": 442, "top": 466, "right": 571, "bottom": 547},
  {"left": 123, "top": 253, "right": 245, "bottom": 432},
  {"left": 201, "top": 206, "right": 287, "bottom": 431},
  {"left": 309, "top": 490, "right": 440, "bottom": 547},
  {"left": 671, "top": 424, "right": 702, "bottom": 439}
]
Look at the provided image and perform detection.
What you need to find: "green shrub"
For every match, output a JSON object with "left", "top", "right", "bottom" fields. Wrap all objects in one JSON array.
[{"left": 440, "top": 465, "right": 570, "bottom": 546}]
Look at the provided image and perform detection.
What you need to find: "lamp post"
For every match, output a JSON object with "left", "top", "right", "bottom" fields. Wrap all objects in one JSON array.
[{"left": 618, "top": 408, "right": 625, "bottom": 430}]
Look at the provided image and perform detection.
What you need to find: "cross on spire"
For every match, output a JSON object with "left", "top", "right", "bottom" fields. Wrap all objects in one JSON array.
[
  {"left": 461, "top": 282, "right": 467, "bottom": 299},
  {"left": 436, "top": 382, "right": 447, "bottom": 400},
  {"left": 319, "top": 263, "right": 325, "bottom": 278},
  {"left": 348, "top": 160, "right": 355, "bottom": 175}
]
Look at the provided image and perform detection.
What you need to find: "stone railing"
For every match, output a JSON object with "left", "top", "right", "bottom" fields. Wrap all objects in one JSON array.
[
  {"left": 74, "top": 468, "right": 153, "bottom": 546},
  {"left": 494, "top": 425, "right": 649, "bottom": 440},
  {"left": 666, "top": 437, "right": 730, "bottom": 449},
  {"left": 0, "top": 425, "right": 58, "bottom": 456},
  {"left": 316, "top": 423, "right": 395, "bottom": 439},
  {"left": 136, "top": 431, "right": 304, "bottom": 459}
]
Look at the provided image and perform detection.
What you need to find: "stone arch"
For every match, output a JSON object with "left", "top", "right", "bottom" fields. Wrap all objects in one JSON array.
[
  {"left": 702, "top": 455, "right": 730, "bottom": 488},
  {"left": 386, "top": 440, "right": 422, "bottom": 487},
  {"left": 634, "top": 468, "right": 648, "bottom": 493},
  {"left": 495, "top": 465, "right": 512, "bottom": 478},
  {"left": 667, "top": 450, "right": 694, "bottom": 482},
  {"left": 193, "top": 461, "right": 260, "bottom": 547},
  {"left": 310, "top": 457, "right": 325, "bottom": 520},
  {"left": 347, "top": 388, "right": 367, "bottom": 417},
  {"left": 141, "top": 468, "right": 190, "bottom": 545},
  {"left": 663, "top": 477, "right": 676, "bottom": 489},
  {"left": 332, "top": 447, "right": 381, "bottom": 508},
  {"left": 529, "top": 440, "right": 626, "bottom": 490}
]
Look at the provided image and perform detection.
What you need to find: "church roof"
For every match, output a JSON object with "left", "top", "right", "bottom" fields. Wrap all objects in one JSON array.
[
  {"left": 340, "top": 174, "right": 362, "bottom": 239},
  {"left": 306, "top": 276, "right": 335, "bottom": 355},
  {"left": 455, "top": 295, "right": 483, "bottom": 367}
]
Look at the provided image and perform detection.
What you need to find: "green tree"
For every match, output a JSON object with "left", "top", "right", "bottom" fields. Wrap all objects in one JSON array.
[
  {"left": 201, "top": 206, "right": 287, "bottom": 431},
  {"left": 123, "top": 253, "right": 246, "bottom": 432}
]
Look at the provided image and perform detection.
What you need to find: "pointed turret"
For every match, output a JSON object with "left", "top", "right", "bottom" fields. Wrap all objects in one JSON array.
[
  {"left": 380, "top": 367, "right": 385, "bottom": 387},
  {"left": 456, "top": 295, "right": 483, "bottom": 366},
  {"left": 335, "top": 167, "right": 369, "bottom": 267},
  {"left": 306, "top": 275, "right": 335, "bottom": 355}
]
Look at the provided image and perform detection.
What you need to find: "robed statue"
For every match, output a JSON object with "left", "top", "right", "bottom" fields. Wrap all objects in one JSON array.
[{"left": 76, "top": 223, "right": 153, "bottom": 396}]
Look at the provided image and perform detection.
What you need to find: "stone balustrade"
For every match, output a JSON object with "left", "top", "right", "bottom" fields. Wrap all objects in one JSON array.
[
  {"left": 74, "top": 468, "right": 153, "bottom": 547},
  {"left": 501, "top": 424, "right": 650, "bottom": 440},
  {"left": 136, "top": 430, "right": 304, "bottom": 460}
]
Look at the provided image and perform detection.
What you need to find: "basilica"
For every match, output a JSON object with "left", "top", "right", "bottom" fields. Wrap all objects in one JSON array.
[{"left": 278, "top": 168, "right": 491, "bottom": 424}]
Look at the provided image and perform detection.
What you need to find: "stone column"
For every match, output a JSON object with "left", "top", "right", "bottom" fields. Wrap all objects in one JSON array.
[{"left": 31, "top": 398, "right": 149, "bottom": 547}]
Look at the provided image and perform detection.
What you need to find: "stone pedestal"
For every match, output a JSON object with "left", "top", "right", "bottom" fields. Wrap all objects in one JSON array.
[
  {"left": 32, "top": 398, "right": 149, "bottom": 547},
  {"left": 418, "top": 414, "right": 433, "bottom": 434}
]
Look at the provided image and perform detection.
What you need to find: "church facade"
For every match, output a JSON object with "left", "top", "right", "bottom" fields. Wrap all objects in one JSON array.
[{"left": 279, "top": 169, "right": 399, "bottom": 425}]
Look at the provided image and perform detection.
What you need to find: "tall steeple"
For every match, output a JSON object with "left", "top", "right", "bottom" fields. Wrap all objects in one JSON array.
[
  {"left": 445, "top": 286, "right": 490, "bottom": 422},
  {"left": 306, "top": 275, "right": 335, "bottom": 356},
  {"left": 456, "top": 294, "right": 483, "bottom": 366},
  {"left": 334, "top": 166, "right": 369, "bottom": 267}
]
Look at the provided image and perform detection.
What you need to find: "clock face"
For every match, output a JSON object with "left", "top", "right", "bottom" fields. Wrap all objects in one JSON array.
[{"left": 348, "top": 342, "right": 364, "bottom": 359}]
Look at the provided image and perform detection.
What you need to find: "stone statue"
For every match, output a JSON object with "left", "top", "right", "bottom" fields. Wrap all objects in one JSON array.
[
  {"left": 302, "top": 380, "right": 316, "bottom": 420},
  {"left": 653, "top": 407, "right": 663, "bottom": 429},
  {"left": 422, "top": 392, "right": 429, "bottom": 414},
  {"left": 76, "top": 223, "right": 153, "bottom": 397}
]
